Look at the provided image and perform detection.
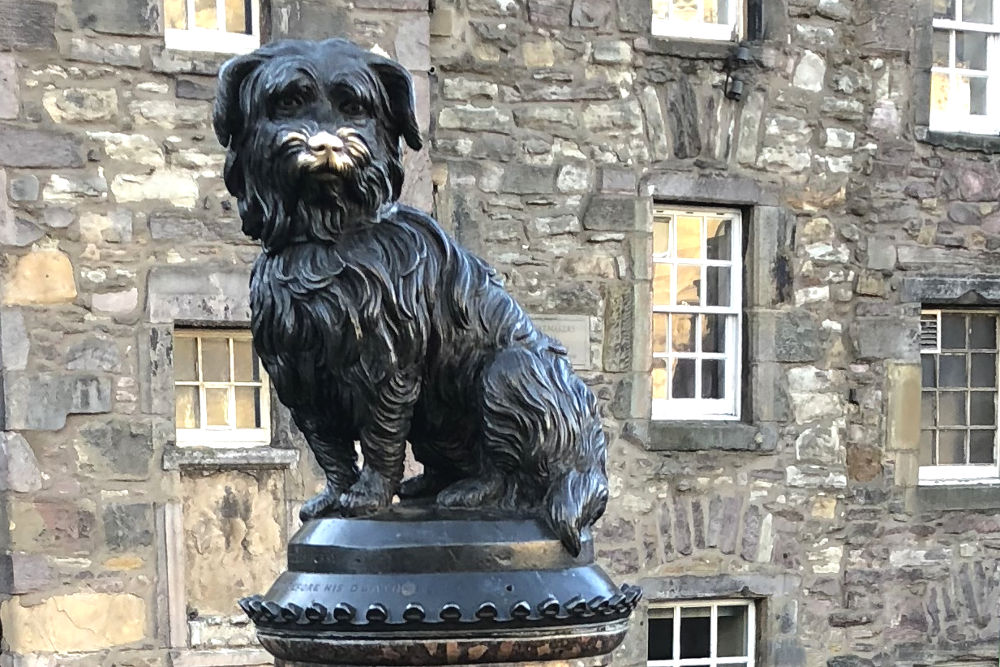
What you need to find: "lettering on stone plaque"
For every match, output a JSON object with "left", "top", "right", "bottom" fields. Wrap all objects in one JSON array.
[{"left": 531, "top": 314, "right": 591, "bottom": 370}]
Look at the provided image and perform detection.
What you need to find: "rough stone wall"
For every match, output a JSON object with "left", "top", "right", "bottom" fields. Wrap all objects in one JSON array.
[
  {"left": 427, "top": 1, "right": 1000, "bottom": 666},
  {"left": 0, "top": 1, "right": 430, "bottom": 664}
]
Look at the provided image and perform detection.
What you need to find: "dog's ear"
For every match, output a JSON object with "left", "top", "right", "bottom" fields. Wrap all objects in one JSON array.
[
  {"left": 214, "top": 53, "right": 267, "bottom": 149},
  {"left": 368, "top": 57, "right": 423, "bottom": 152}
]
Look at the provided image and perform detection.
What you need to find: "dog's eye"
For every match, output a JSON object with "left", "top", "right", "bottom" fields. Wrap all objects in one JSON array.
[
  {"left": 339, "top": 99, "right": 366, "bottom": 116},
  {"left": 276, "top": 92, "right": 309, "bottom": 114}
]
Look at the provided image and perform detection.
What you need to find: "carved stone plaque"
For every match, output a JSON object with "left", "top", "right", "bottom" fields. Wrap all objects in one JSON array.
[{"left": 531, "top": 314, "right": 592, "bottom": 370}]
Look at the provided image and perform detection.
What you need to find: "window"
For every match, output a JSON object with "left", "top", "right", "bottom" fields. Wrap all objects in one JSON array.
[
  {"left": 164, "top": 0, "right": 261, "bottom": 54},
  {"left": 652, "top": 207, "right": 742, "bottom": 421},
  {"left": 647, "top": 600, "right": 756, "bottom": 666},
  {"left": 651, "top": 0, "right": 742, "bottom": 41},
  {"left": 174, "top": 329, "right": 271, "bottom": 446},
  {"left": 930, "top": 0, "right": 1000, "bottom": 134},
  {"left": 920, "top": 309, "right": 1000, "bottom": 483}
]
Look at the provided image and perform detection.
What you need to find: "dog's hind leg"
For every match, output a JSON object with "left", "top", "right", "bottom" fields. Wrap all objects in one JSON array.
[{"left": 298, "top": 431, "right": 359, "bottom": 521}]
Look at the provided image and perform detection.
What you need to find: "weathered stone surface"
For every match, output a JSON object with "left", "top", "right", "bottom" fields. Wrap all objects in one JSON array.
[
  {"left": 92, "top": 288, "right": 138, "bottom": 314},
  {"left": 853, "top": 316, "right": 919, "bottom": 361},
  {"left": 1, "top": 307, "right": 28, "bottom": 370},
  {"left": 67, "top": 38, "right": 141, "bottom": 67},
  {"left": 182, "top": 470, "right": 285, "bottom": 616},
  {"left": 501, "top": 165, "right": 557, "bottom": 194},
  {"left": 3, "top": 250, "right": 77, "bottom": 305},
  {"left": 0, "top": 432, "right": 42, "bottom": 492},
  {"left": 147, "top": 266, "right": 252, "bottom": 323},
  {"left": 66, "top": 336, "right": 120, "bottom": 372},
  {"left": 175, "top": 78, "right": 217, "bottom": 101},
  {"left": 753, "top": 310, "right": 822, "bottom": 363},
  {"left": 111, "top": 171, "right": 199, "bottom": 208},
  {"left": 0, "top": 172, "right": 42, "bottom": 247},
  {"left": 0, "top": 0, "right": 56, "bottom": 49},
  {"left": 438, "top": 104, "right": 513, "bottom": 132},
  {"left": 0, "top": 125, "right": 84, "bottom": 168},
  {"left": 79, "top": 420, "right": 151, "bottom": 477},
  {"left": 43, "top": 172, "right": 108, "bottom": 201},
  {"left": 79, "top": 210, "right": 133, "bottom": 244},
  {"left": 666, "top": 78, "right": 701, "bottom": 158},
  {"left": 72, "top": 0, "right": 161, "bottom": 36},
  {"left": 103, "top": 503, "right": 153, "bottom": 550},
  {"left": 0, "top": 592, "right": 146, "bottom": 652},
  {"left": 129, "top": 100, "right": 208, "bottom": 129},
  {"left": 527, "top": 0, "right": 572, "bottom": 26},
  {"left": 4, "top": 373, "right": 111, "bottom": 430},
  {"left": 9, "top": 174, "right": 39, "bottom": 202},
  {"left": 582, "top": 195, "right": 642, "bottom": 231},
  {"left": 148, "top": 211, "right": 243, "bottom": 241},
  {"left": 571, "top": 0, "right": 612, "bottom": 27},
  {"left": 0, "top": 54, "right": 18, "bottom": 120},
  {"left": 43, "top": 89, "right": 119, "bottom": 123},
  {"left": 793, "top": 50, "right": 826, "bottom": 91},
  {"left": 394, "top": 14, "right": 431, "bottom": 71},
  {"left": 603, "top": 284, "right": 634, "bottom": 372},
  {"left": 88, "top": 131, "right": 164, "bottom": 168}
]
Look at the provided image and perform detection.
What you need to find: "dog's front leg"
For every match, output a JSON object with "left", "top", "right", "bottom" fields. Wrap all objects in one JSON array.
[{"left": 338, "top": 371, "right": 420, "bottom": 516}]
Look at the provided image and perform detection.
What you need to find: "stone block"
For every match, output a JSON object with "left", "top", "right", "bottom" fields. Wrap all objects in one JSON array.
[
  {"left": 527, "top": 0, "right": 572, "bottom": 26},
  {"left": 501, "top": 165, "right": 557, "bottom": 195},
  {"left": 0, "top": 553, "right": 54, "bottom": 594},
  {"left": 648, "top": 421, "right": 778, "bottom": 452},
  {"left": 0, "top": 592, "right": 146, "bottom": 652},
  {"left": 79, "top": 210, "right": 134, "bottom": 243},
  {"left": 571, "top": 0, "right": 612, "bottom": 27},
  {"left": 103, "top": 503, "right": 153, "bottom": 551},
  {"left": 149, "top": 45, "right": 226, "bottom": 75},
  {"left": 3, "top": 372, "right": 111, "bottom": 430},
  {"left": 175, "top": 78, "right": 216, "bottom": 101},
  {"left": 67, "top": 38, "right": 142, "bottom": 67},
  {"left": 111, "top": 171, "right": 199, "bottom": 208},
  {"left": 80, "top": 419, "right": 152, "bottom": 478},
  {"left": 853, "top": 316, "right": 919, "bottom": 361},
  {"left": 92, "top": 288, "right": 139, "bottom": 315},
  {"left": 1, "top": 308, "right": 28, "bottom": 370},
  {"left": 0, "top": 171, "right": 42, "bottom": 247},
  {"left": 750, "top": 363, "right": 790, "bottom": 423},
  {"left": 0, "top": 0, "right": 56, "bottom": 49},
  {"left": 10, "top": 174, "right": 39, "bottom": 202},
  {"left": 598, "top": 167, "right": 637, "bottom": 193},
  {"left": 72, "top": 0, "right": 161, "bottom": 36},
  {"left": 0, "top": 124, "right": 84, "bottom": 168},
  {"left": 593, "top": 40, "right": 633, "bottom": 64},
  {"left": 666, "top": 78, "right": 701, "bottom": 159},
  {"left": 0, "top": 54, "right": 17, "bottom": 119},
  {"left": 602, "top": 284, "right": 634, "bottom": 373},
  {"left": 43, "top": 88, "right": 118, "bottom": 123},
  {"left": 148, "top": 211, "right": 243, "bottom": 242},
  {"left": 280, "top": 2, "right": 350, "bottom": 41},
  {"left": 750, "top": 309, "right": 821, "bottom": 363},
  {"left": 147, "top": 266, "right": 252, "bottom": 323},
  {"left": 793, "top": 50, "right": 826, "bottom": 91},
  {"left": 66, "top": 336, "right": 120, "bottom": 372},
  {"left": 438, "top": 104, "right": 513, "bottom": 132},
  {"left": 394, "top": 14, "right": 430, "bottom": 71},
  {"left": 886, "top": 363, "right": 920, "bottom": 455},
  {"left": 582, "top": 195, "right": 642, "bottom": 231},
  {"left": 353, "top": 0, "right": 426, "bottom": 7},
  {"left": 129, "top": 99, "right": 208, "bottom": 129},
  {"left": 582, "top": 99, "right": 643, "bottom": 134},
  {"left": 866, "top": 238, "right": 896, "bottom": 271},
  {"left": 43, "top": 172, "right": 108, "bottom": 201},
  {"left": 88, "top": 131, "right": 164, "bottom": 168},
  {"left": 182, "top": 470, "right": 285, "bottom": 616},
  {"left": 0, "top": 432, "right": 42, "bottom": 492},
  {"left": 640, "top": 86, "right": 669, "bottom": 161},
  {"left": 430, "top": 6, "right": 455, "bottom": 37},
  {"left": 3, "top": 250, "right": 77, "bottom": 305}
]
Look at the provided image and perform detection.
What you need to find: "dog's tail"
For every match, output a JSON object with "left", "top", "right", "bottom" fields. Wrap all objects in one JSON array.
[{"left": 545, "top": 465, "right": 609, "bottom": 557}]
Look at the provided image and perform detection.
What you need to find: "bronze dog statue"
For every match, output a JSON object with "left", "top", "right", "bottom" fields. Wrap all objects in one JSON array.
[{"left": 213, "top": 38, "right": 608, "bottom": 555}]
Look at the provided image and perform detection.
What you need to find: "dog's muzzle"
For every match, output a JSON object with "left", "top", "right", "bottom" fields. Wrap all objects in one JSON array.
[{"left": 284, "top": 129, "right": 370, "bottom": 174}]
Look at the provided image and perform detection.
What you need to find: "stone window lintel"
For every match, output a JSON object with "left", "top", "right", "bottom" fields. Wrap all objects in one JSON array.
[
  {"left": 915, "top": 483, "right": 1000, "bottom": 511},
  {"left": 647, "top": 420, "right": 777, "bottom": 453}
]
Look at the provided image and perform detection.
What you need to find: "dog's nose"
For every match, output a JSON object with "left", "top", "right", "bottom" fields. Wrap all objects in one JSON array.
[{"left": 307, "top": 132, "right": 345, "bottom": 154}]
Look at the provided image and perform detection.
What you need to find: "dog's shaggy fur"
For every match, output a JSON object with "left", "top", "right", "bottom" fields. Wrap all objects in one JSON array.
[{"left": 214, "top": 38, "right": 608, "bottom": 555}]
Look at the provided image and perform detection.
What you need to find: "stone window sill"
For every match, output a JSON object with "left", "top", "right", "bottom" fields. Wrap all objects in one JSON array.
[
  {"left": 915, "top": 483, "right": 1000, "bottom": 511},
  {"left": 634, "top": 36, "right": 754, "bottom": 61},
  {"left": 170, "top": 648, "right": 274, "bottom": 667},
  {"left": 162, "top": 445, "right": 299, "bottom": 471},
  {"left": 915, "top": 126, "right": 1000, "bottom": 154},
  {"left": 647, "top": 421, "right": 777, "bottom": 452}
]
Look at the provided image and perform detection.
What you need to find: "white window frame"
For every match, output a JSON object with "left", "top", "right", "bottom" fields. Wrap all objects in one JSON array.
[
  {"left": 164, "top": 0, "right": 261, "bottom": 54},
  {"left": 919, "top": 308, "right": 1000, "bottom": 485},
  {"left": 647, "top": 599, "right": 756, "bottom": 667},
  {"left": 651, "top": 0, "right": 743, "bottom": 41},
  {"left": 651, "top": 207, "right": 743, "bottom": 421},
  {"left": 174, "top": 328, "right": 271, "bottom": 448},
  {"left": 929, "top": 5, "right": 1000, "bottom": 135}
]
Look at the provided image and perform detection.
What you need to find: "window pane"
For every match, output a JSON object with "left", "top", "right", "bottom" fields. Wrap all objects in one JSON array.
[
  {"left": 679, "top": 608, "right": 711, "bottom": 658},
  {"left": 921, "top": 392, "right": 936, "bottom": 428},
  {"left": 672, "top": 358, "right": 696, "bottom": 398},
  {"left": 174, "top": 336, "right": 198, "bottom": 382},
  {"left": 670, "top": 0, "right": 700, "bottom": 23},
  {"left": 922, "top": 355, "right": 936, "bottom": 387},
  {"left": 963, "top": 0, "right": 992, "bottom": 23},
  {"left": 956, "top": 32, "right": 989, "bottom": 70},
  {"left": 672, "top": 314, "right": 696, "bottom": 352},
  {"left": 933, "top": 30, "right": 950, "bottom": 67},
  {"left": 920, "top": 430, "right": 935, "bottom": 465},
  {"left": 652, "top": 357, "right": 669, "bottom": 401},
  {"left": 175, "top": 386, "right": 200, "bottom": 428},
  {"left": 235, "top": 387, "right": 261, "bottom": 428},
  {"left": 938, "top": 430, "right": 966, "bottom": 464},
  {"left": 718, "top": 605, "right": 749, "bottom": 657},
  {"left": 653, "top": 314, "right": 668, "bottom": 354},
  {"left": 931, "top": 72, "right": 951, "bottom": 114},
  {"left": 702, "top": 314, "right": 725, "bottom": 353},
  {"left": 206, "top": 388, "right": 230, "bottom": 427},
  {"left": 647, "top": 617, "right": 674, "bottom": 660},
  {"left": 194, "top": 0, "right": 218, "bottom": 29},
  {"left": 705, "top": 266, "right": 731, "bottom": 307},
  {"left": 653, "top": 264, "right": 672, "bottom": 306},
  {"left": 165, "top": 0, "right": 187, "bottom": 28},
  {"left": 939, "top": 355, "right": 967, "bottom": 387},
  {"left": 676, "top": 265, "right": 700, "bottom": 306},
  {"left": 971, "top": 354, "right": 996, "bottom": 387},
  {"left": 706, "top": 217, "right": 731, "bottom": 260},
  {"left": 969, "top": 315, "right": 996, "bottom": 349},
  {"left": 970, "top": 430, "right": 996, "bottom": 463},
  {"left": 934, "top": 0, "right": 956, "bottom": 19},
  {"left": 970, "top": 391, "right": 995, "bottom": 425},
  {"left": 653, "top": 221, "right": 671, "bottom": 257},
  {"left": 702, "top": 359, "right": 724, "bottom": 399},
  {"left": 233, "top": 339, "right": 258, "bottom": 382},
  {"left": 941, "top": 314, "right": 966, "bottom": 349},
  {"left": 202, "top": 338, "right": 231, "bottom": 381},
  {"left": 675, "top": 216, "right": 702, "bottom": 259},
  {"left": 226, "top": 0, "right": 250, "bottom": 33},
  {"left": 966, "top": 76, "right": 988, "bottom": 115},
  {"left": 939, "top": 391, "right": 966, "bottom": 426}
]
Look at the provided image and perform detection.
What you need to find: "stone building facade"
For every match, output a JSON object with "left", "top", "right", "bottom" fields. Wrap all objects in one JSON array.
[{"left": 1, "top": 0, "right": 999, "bottom": 665}]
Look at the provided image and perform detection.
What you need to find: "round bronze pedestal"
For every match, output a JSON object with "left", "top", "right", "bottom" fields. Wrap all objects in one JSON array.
[{"left": 241, "top": 506, "right": 639, "bottom": 666}]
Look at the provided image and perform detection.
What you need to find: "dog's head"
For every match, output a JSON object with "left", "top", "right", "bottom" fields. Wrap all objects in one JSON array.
[{"left": 214, "top": 38, "right": 422, "bottom": 252}]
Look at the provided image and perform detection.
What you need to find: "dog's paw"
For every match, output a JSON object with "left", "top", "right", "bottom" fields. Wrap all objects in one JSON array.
[
  {"left": 337, "top": 468, "right": 395, "bottom": 516},
  {"left": 436, "top": 475, "right": 503, "bottom": 509},
  {"left": 399, "top": 471, "right": 452, "bottom": 499},
  {"left": 299, "top": 487, "right": 343, "bottom": 521}
]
